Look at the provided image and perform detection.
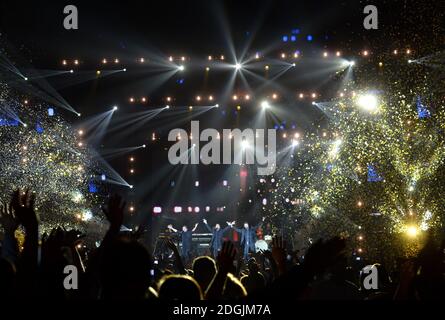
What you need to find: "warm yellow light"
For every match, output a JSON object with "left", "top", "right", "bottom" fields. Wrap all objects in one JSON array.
[
  {"left": 406, "top": 225, "right": 419, "bottom": 237},
  {"left": 357, "top": 94, "right": 378, "bottom": 111}
]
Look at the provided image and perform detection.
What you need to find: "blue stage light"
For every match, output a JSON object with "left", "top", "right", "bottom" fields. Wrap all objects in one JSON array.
[
  {"left": 306, "top": 35, "right": 313, "bottom": 41},
  {"left": 282, "top": 35, "right": 288, "bottom": 42},
  {"left": 367, "top": 164, "right": 383, "bottom": 182},
  {"left": 291, "top": 29, "right": 300, "bottom": 34},
  {"left": 101, "top": 174, "right": 106, "bottom": 181},
  {"left": 48, "top": 108, "right": 54, "bottom": 116},
  {"left": 88, "top": 181, "right": 98, "bottom": 193},
  {"left": 0, "top": 117, "right": 19, "bottom": 126},
  {"left": 416, "top": 97, "right": 431, "bottom": 118},
  {"left": 177, "top": 78, "right": 185, "bottom": 85},
  {"left": 36, "top": 122, "right": 44, "bottom": 134},
  {"left": 290, "top": 35, "right": 296, "bottom": 42}
]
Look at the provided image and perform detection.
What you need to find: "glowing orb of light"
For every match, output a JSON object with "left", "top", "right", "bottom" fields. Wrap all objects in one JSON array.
[{"left": 356, "top": 93, "right": 378, "bottom": 112}]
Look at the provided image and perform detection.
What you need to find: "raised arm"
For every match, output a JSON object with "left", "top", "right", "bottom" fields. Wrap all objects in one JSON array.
[
  {"left": 0, "top": 201, "right": 19, "bottom": 263},
  {"left": 203, "top": 219, "right": 213, "bottom": 233},
  {"left": 191, "top": 222, "right": 199, "bottom": 232},
  {"left": 254, "top": 216, "right": 266, "bottom": 230},
  {"left": 167, "top": 224, "right": 178, "bottom": 233}
]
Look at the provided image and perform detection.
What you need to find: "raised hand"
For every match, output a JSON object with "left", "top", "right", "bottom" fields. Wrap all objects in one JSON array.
[
  {"left": 0, "top": 201, "right": 18, "bottom": 234},
  {"left": 102, "top": 194, "right": 125, "bottom": 230},
  {"left": 11, "top": 189, "right": 38, "bottom": 231},
  {"left": 203, "top": 218, "right": 207, "bottom": 224},
  {"left": 271, "top": 236, "right": 287, "bottom": 275},
  {"left": 167, "top": 224, "right": 173, "bottom": 229},
  {"left": 217, "top": 241, "right": 237, "bottom": 273}
]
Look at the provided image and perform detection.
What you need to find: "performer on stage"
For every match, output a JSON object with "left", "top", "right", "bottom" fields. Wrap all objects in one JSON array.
[
  {"left": 167, "top": 223, "right": 198, "bottom": 261},
  {"left": 233, "top": 217, "right": 265, "bottom": 261},
  {"left": 202, "top": 219, "right": 233, "bottom": 257}
]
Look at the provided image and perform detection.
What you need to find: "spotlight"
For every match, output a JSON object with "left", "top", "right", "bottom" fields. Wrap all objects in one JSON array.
[
  {"left": 70, "top": 69, "right": 74, "bottom": 73},
  {"left": 102, "top": 58, "right": 107, "bottom": 64},
  {"left": 178, "top": 65, "right": 185, "bottom": 71},
  {"left": 292, "top": 63, "right": 296, "bottom": 67},
  {"left": 74, "top": 59, "right": 79, "bottom": 65},
  {"left": 112, "top": 106, "right": 118, "bottom": 111},
  {"left": 23, "top": 123, "right": 28, "bottom": 127},
  {"left": 265, "top": 65, "right": 269, "bottom": 70},
  {"left": 408, "top": 59, "right": 413, "bottom": 64},
  {"left": 356, "top": 93, "right": 378, "bottom": 111},
  {"left": 24, "top": 77, "right": 28, "bottom": 81},
  {"left": 311, "top": 101, "right": 316, "bottom": 105},
  {"left": 114, "top": 58, "right": 119, "bottom": 63},
  {"left": 77, "top": 113, "right": 82, "bottom": 117},
  {"left": 196, "top": 95, "right": 201, "bottom": 101},
  {"left": 261, "top": 101, "right": 270, "bottom": 109},
  {"left": 192, "top": 143, "right": 196, "bottom": 147},
  {"left": 139, "top": 58, "right": 145, "bottom": 63},
  {"left": 96, "top": 70, "right": 101, "bottom": 75},
  {"left": 129, "top": 185, "right": 134, "bottom": 189},
  {"left": 165, "top": 105, "right": 170, "bottom": 109},
  {"left": 241, "top": 140, "right": 248, "bottom": 149},
  {"left": 336, "top": 51, "right": 341, "bottom": 57},
  {"left": 62, "top": 60, "right": 67, "bottom": 65},
  {"left": 299, "top": 93, "right": 304, "bottom": 99},
  {"left": 214, "top": 104, "right": 219, "bottom": 108},
  {"left": 344, "top": 60, "right": 355, "bottom": 67},
  {"left": 142, "top": 144, "right": 146, "bottom": 148},
  {"left": 292, "top": 139, "right": 299, "bottom": 147},
  {"left": 323, "top": 52, "right": 328, "bottom": 58},
  {"left": 123, "top": 68, "right": 127, "bottom": 72},
  {"left": 406, "top": 225, "right": 418, "bottom": 237},
  {"left": 235, "top": 63, "right": 242, "bottom": 70}
]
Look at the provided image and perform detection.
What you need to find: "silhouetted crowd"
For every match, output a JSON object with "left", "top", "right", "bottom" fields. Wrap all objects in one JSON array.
[{"left": 1, "top": 189, "right": 445, "bottom": 301}]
